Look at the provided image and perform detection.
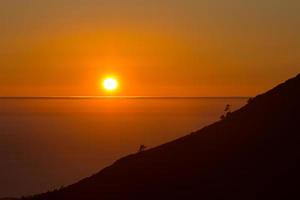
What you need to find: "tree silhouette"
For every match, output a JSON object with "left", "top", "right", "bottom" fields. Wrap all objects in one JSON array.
[
  {"left": 224, "top": 104, "right": 231, "bottom": 112},
  {"left": 221, "top": 104, "right": 232, "bottom": 120}
]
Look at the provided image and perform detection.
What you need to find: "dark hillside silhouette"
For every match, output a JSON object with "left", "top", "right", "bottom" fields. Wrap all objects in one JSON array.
[{"left": 24, "top": 74, "right": 300, "bottom": 199}]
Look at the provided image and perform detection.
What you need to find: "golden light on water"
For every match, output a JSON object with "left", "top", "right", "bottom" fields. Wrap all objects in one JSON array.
[{"left": 103, "top": 77, "right": 119, "bottom": 92}]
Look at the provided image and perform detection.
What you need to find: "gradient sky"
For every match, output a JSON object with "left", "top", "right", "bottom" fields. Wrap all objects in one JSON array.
[{"left": 0, "top": 0, "right": 299, "bottom": 96}]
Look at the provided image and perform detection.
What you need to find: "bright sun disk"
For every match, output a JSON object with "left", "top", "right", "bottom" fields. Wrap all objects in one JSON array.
[{"left": 103, "top": 77, "right": 118, "bottom": 91}]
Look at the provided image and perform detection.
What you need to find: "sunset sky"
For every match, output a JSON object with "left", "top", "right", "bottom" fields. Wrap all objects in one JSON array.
[{"left": 0, "top": 0, "right": 299, "bottom": 96}]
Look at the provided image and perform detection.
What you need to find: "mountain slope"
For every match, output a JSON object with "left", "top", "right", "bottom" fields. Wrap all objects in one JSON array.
[{"left": 26, "top": 74, "right": 300, "bottom": 200}]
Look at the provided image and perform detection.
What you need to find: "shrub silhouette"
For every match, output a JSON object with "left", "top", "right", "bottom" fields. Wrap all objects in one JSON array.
[
  {"left": 138, "top": 145, "right": 147, "bottom": 153},
  {"left": 220, "top": 115, "right": 226, "bottom": 120},
  {"left": 247, "top": 98, "right": 253, "bottom": 104}
]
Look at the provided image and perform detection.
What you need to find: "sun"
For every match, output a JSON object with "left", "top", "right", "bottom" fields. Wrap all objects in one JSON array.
[{"left": 103, "top": 77, "right": 119, "bottom": 91}]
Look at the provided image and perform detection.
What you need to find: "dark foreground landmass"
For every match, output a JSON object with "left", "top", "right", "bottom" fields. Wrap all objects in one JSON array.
[{"left": 21, "top": 74, "right": 300, "bottom": 200}]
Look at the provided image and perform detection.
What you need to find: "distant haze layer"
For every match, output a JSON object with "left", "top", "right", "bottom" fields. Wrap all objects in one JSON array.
[{"left": 0, "top": 98, "right": 246, "bottom": 197}]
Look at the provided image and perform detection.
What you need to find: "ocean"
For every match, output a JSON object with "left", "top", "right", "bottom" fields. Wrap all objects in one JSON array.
[{"left": 0, "top": 98, "right": 247, "bottom": 198}]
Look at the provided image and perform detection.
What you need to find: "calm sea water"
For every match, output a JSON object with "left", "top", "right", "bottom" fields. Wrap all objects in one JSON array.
[{"left": 0, "top": 98, "right": 247, "bottom": 198}]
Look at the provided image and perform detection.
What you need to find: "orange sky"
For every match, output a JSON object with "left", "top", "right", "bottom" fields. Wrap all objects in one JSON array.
[{"left": 0, "top": 0, "right": 299, "bottom": 96}]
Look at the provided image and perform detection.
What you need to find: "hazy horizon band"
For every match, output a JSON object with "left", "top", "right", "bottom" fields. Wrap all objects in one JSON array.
[{"left": 0, "top": 96, "right": 250, "bottom": 100}]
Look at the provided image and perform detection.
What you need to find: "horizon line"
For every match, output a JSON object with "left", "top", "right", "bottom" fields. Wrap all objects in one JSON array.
[{"left": 0, "top": 96, "right": 250, "bottom": 100}]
